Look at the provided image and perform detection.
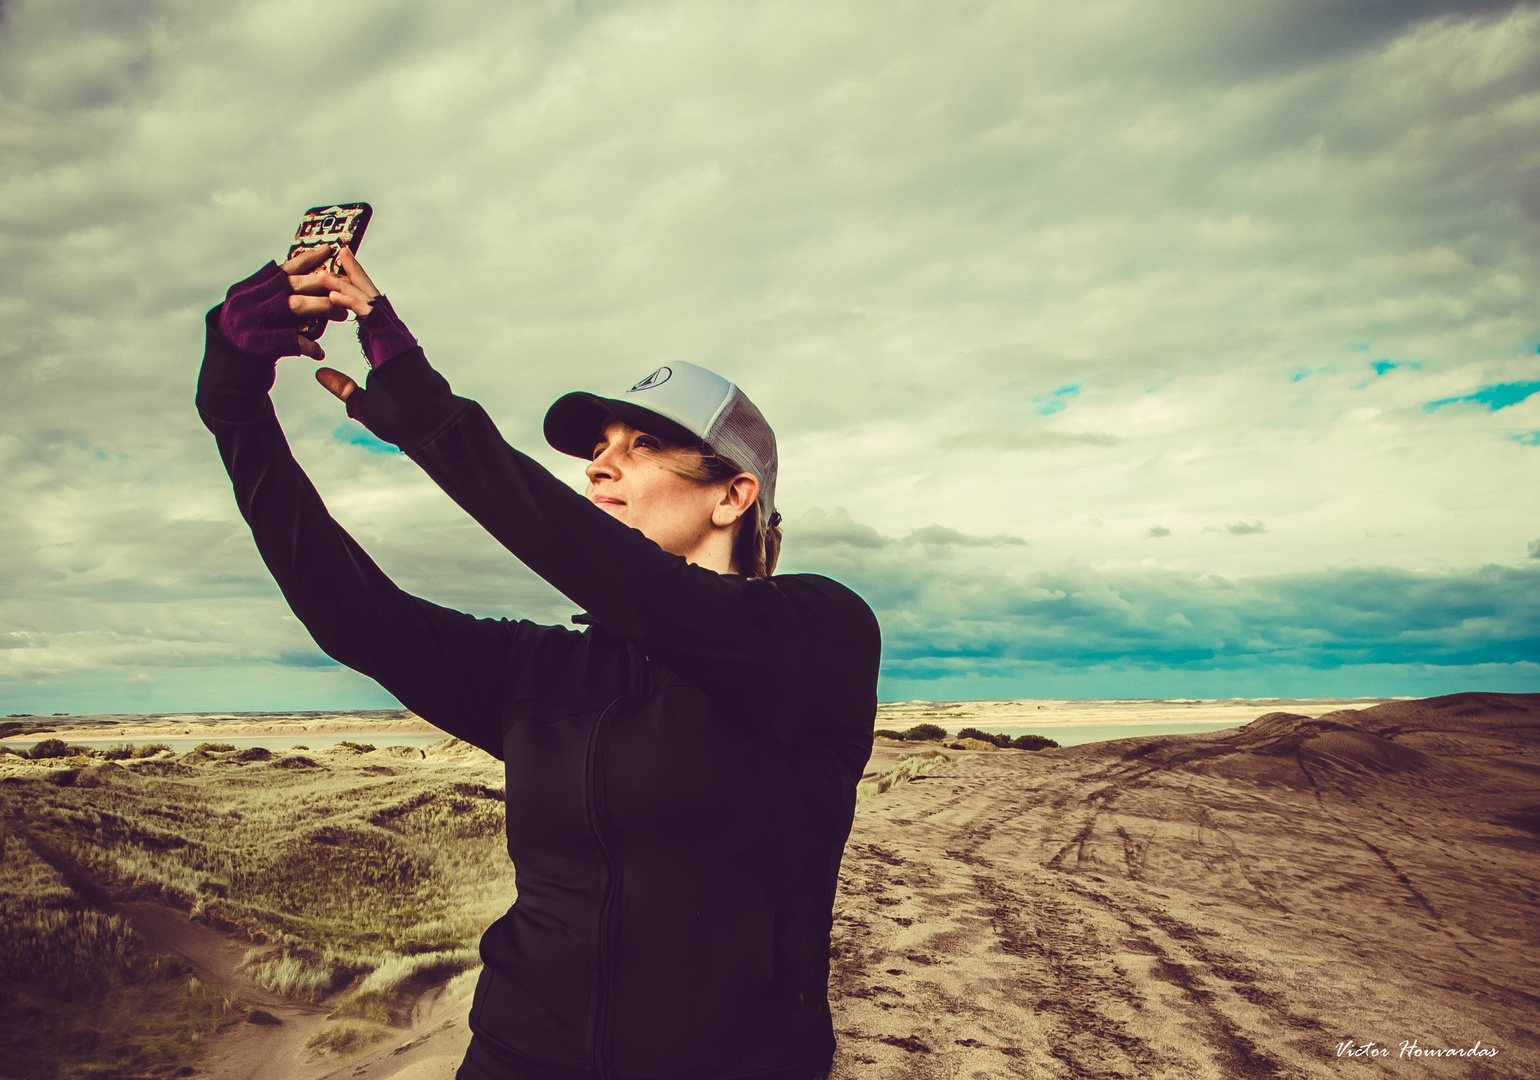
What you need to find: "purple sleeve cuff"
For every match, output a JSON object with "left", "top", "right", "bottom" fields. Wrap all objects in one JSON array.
[
  {"left": 356, "top": 295, "right": 418, "bottom": 369},
  {"left": 216, "top": 261, "right": 300, "bottom": 362}
]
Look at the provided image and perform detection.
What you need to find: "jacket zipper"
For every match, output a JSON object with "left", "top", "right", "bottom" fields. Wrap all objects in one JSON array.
[
  {"left": 586, "top": 652, "right": 654, "bottom": 1078},
  {"left": 585, "top": 695, "right": 623, "bottom": 1079}
]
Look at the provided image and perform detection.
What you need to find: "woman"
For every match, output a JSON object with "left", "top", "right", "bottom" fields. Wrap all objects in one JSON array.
[{"left": 196, "top": 241, "right": 881, "bottom": 1080}]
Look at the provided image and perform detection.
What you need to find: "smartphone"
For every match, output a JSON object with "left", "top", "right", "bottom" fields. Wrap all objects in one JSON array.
[{"left": 287, "top": 202, "right": 373, "bottom": 340}]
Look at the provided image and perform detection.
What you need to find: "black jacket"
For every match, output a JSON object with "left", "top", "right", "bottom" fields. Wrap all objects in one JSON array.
[{"left": 194, "top": 305, "right": 881, "bottom": 1080}]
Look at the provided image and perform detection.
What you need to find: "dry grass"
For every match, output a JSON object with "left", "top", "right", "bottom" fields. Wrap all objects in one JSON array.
[
  {"left": 0, "top": 832, "right": 237, "bottom": 1080},
  {"left": 1, "top": 729, "right": 929, "bottom": 1075},
  {"left": 855, "top": 750, "right": 951, "bottom": 802},
  {"left": 0, "top": 737, "right": 513, "bottom": 1075},
  {"left": 304, "top": 1019, "right": 392, "bottom": 1057}
]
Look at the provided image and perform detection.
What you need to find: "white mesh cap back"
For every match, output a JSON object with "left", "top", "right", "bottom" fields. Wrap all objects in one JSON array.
[{"left": 702, "top": 385, "right": 777, "bottom": 523}]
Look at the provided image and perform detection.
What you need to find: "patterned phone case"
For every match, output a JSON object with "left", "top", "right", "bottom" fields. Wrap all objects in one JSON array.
[{"left": 288, "top": 203, "right": 372, "bottom": 339}]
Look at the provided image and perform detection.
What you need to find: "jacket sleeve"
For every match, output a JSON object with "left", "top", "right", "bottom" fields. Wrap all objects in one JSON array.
[
  {"left": 345, "top": 348, "right": 879, "bottom": 716},
  {"left": 194, "top": 305, "right": 549, "bottom": 758}
]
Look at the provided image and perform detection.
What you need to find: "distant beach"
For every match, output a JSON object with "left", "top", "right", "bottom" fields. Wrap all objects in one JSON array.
[{"left": 0, "top": 697, "right": 1398, "bottom": 752}]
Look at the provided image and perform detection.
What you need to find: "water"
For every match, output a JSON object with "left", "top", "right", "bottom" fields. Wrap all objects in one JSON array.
[{"left": 996, "top": 720, "right": 1243, "bottom": 747}]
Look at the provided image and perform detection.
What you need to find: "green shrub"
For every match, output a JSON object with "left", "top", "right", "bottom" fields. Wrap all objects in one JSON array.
[
  {"left": 1009, "top": 733, "right": 1060, "bottom": 751},
  {"left": 192, "top": 742, "right": 237, "bottom": 754},
  {"left": 333, "top": 741, "right": 377, "bottom": 754},
  {"left": 873, "top": 729, "right": 905, "bottom": 741},
  {"left": 956, "top": 727, "right": 1012, "bottom": 748},
  {"left": 234, "top": 747, "right": 273, "bottom": 762},
  {"left": 102, "top": 743, "right": 135, "bottom": 760},
  {"left": 27, "top": 738, "right": 70, "bottom": 759},
  {"left": 901, "top": 723, "right": 948, "bottom": 742},
  {"left": 132, "top": 743, "right": 172, "bottom": 758}
]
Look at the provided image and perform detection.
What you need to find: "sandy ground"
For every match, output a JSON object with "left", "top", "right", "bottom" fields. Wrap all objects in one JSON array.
[
  {"left": 828, "top": 692, "right": 1538, "bottom": 1079},
  {"left": 91, "top": 693, "right": 1540, "bottom": 1079}
]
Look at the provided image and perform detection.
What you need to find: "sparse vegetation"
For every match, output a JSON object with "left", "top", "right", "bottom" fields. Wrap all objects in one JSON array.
[
  {"left": 1010, "top": 733, "right": 1059, "bottom": 751},
  {"left": 332, "top": 741, "right": 377, "bottom": 754},
  {"left": 239, "top": 949, "right": 337, "bottom": 1002},
  {"left": 0, "top": 833, "right": 236, "bottom": 1079},
  {"left": 873, "top": 729, "right": 905, "bottom": 740},
  {"left": 0, "top": 735, "right": 513, "bottom": 1076},
  {"left": 305, "top": 1019, "right": 392, "bottom": 1056},
  {"left": 857, "top": 750, "right": 950, "bottom": 802},
  {"left": 901, "top": 723, "right": 948, "bottom": 742}
]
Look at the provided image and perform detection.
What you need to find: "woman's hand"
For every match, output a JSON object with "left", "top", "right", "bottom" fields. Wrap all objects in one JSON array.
[
  {"left": 289, "top": 245, "right": 379, "bottom": 323},
  {"left": 218, "top": 243, "right": 343, "bottom": 362},
  {"left": 300, "top": 245, "right": 418, "bottom": 407}
]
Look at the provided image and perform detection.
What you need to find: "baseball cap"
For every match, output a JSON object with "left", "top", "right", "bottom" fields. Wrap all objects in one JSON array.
[{"left": 544, "top": 361, "right": 778, "bottom": 523}]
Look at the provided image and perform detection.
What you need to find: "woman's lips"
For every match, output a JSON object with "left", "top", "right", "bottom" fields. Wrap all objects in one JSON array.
[{"left": 591, "top": 494, "right": 625, "bottom": 506}]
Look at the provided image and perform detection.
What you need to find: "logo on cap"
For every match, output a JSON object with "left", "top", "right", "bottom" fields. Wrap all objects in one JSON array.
[{"left": 627, "top": 367, "right": 672, "bottom": 393}]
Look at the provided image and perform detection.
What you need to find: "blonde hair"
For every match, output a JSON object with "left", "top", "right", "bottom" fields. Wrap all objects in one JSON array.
[{"left": 634, "top": 441, "right": 782, "bottom": 577}]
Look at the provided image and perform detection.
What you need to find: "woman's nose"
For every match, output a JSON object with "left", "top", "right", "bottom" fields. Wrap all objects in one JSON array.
[{"left": 586, "top": 450, "right": 618, "bottom": 483}]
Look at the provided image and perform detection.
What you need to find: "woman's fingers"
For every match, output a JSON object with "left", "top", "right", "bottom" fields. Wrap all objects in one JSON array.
[
  {"left": 288, "top": 294, "right": 349, "bottom": 321},
  {"left": 297, "top": 335, "right": 325, "bottom": 361},
  {"left": 327, "top": 287, "right": 374, "bottom": 319},
  {"left": 292, "top": 268, "right": 373, "bottom": 318},
  {"left": 280, "top": 244, "right": 334, "bottom": 276},
  {"left": 336, "top": 246, "right": 380, "bottom": 299},
  {"left": 315, "top": 366, "right": 358, "bottom": 402}
]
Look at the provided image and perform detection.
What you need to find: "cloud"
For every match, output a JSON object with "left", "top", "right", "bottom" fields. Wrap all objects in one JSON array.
[
  {"left": 902, "top": 525, "right": 1028, "bottom": 548},
  {"left": 1529, "top": 538, "right": 1540, "bottom": 559},
  {"left": 4, "top": 0, "right": 1540, "bottom": 708},
  {"left": 1146, "top": 526, "right": 1171, "bottom": 538},
  {"left": 779, "top": 509, "right": 1540, "bottom": 694},
  {"left": 1227, "top": 520, "right": 1267, "bottom": 535},
  {"left": 937, "top": 429, "right": 1120, "bottom": 452}
]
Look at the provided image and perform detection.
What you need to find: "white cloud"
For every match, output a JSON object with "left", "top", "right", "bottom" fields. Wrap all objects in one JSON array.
[{"left": 2, "top": 0, "right": 1539, "bottom": 708}]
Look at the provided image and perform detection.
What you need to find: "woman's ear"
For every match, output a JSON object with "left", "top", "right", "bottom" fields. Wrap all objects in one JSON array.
[{"left": 711, "top": 473, "right": 759, "bottom": 528}]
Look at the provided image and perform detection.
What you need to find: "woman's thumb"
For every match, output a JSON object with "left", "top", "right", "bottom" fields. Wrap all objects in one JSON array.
[{"left": 315, "top": 367, "right": 358, "bottom": 402}]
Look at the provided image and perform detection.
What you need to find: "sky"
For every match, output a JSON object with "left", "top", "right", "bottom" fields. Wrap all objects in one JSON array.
[{"left": 3, "top": 0, "right": 1539, "bottom": 713}]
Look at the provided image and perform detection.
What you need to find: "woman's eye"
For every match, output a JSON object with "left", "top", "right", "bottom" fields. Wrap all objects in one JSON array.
[{"left": 634, "top": 435, "right": 660, "bottom": 450}]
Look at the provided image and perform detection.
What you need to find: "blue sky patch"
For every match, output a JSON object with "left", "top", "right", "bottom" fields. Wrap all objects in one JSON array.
[
  {"left": 334, "top": 425, "right": 401, "bottom": 454},
  {"left": 1424, "top": 381, "right": 1540, "bottom": 413},
  {"left": 1512, "top": 431, "right": 1540, "bottom": 446},
  {"left": 1033, "top": 384, "right": 1081, "bottom": 416},
  {"left": 1370, "top": 359, "right": 1419, "bottom": 377}
]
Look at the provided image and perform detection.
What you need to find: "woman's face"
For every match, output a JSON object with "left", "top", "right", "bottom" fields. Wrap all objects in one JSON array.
[{"left": 585, "top": 420, "right": 730, "bottom": 559}]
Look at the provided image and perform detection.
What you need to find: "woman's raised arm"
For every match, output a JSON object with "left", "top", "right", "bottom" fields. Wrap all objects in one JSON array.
[{"left": 195, "top": 258, "right": 561, "bottom": 757}]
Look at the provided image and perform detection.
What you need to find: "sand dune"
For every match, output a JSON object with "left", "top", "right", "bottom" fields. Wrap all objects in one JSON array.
[
  {"left": 827, "top": 692, "right": 1538, "bottom": 1078},
  {"left": 4, "top": 693, "right": 1535, "bottom": 1079}
]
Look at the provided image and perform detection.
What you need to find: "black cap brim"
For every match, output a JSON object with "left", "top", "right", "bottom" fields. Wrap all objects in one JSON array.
[{"left": 543, "top": 392, "right": 702, "bottom": 459}]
